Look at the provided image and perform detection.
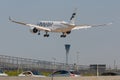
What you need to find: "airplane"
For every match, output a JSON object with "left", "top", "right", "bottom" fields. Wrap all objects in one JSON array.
[{"left": 9, "top": 10, "right": 112, "bottom": 38}]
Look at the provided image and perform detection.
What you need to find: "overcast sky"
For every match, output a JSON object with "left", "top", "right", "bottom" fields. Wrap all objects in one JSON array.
[{"left": 0, "top": 0, "right": 120, "bottom": 68}]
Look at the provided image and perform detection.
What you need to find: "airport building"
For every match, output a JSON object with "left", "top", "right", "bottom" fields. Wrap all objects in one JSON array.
[{"left": 90, "top": 64, "right": 106, "bottom": 75}]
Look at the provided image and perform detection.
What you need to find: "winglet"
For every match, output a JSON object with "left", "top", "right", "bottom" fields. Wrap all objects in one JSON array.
[
  {"left": 9, "top": 16, "right": 11, "bottom": 20},
  {"left": 9, "top": 16, "right": 13, "bottom": 21},
  {"left": 8, "top": 16, "right": 27, "bottom": 25}
]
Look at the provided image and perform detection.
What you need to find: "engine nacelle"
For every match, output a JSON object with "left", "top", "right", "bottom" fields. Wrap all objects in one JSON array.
[
  {"left": 30, "top": 27, "right": 38, "bottom": 33},
  {"left": 66, "top": 31, "right": 71, "bottom": 34}
]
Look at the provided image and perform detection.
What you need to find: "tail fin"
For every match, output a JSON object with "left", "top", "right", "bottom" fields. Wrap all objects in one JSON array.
[{"left": 70, "top": 9, "right": 77, "bottom": 25}]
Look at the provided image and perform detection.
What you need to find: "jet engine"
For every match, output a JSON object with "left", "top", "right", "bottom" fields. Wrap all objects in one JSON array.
[
  {"left": 66, "top": 31, "right": 71, "bottom": 34},
  {"left": 30, "top": 27, "right": 38, "bottom": 33}
]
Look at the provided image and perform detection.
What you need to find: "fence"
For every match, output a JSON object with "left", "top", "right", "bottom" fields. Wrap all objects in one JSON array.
[{"left": 0, "top": 55, "right": 88, "bottom": 71}]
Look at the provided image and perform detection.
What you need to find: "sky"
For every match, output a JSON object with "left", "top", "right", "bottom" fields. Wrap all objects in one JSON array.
[{"left": 0, "top": 0, "right": 120, "bottom": 68}]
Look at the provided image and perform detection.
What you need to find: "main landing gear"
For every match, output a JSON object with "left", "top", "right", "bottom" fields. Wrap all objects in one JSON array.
[
  {"left": 60, "top": 32, "right": 66, "bottom": 38},
  {"left": 60, "top": 35, "right": 66, "bottom": 37},
  {"left": 44, "top": 31, "right": 49, "bottom": 37},
  {"left": 37, "top": 31, "right": 49, "bottom": 37},
  {"left": 44, "top": 34, "right": 49, "bottom": 37}
]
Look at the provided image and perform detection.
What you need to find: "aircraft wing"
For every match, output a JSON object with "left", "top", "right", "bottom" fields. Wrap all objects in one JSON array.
[
  {"left": 9, "top": 17, "right": 51, "bottom": 31},
  {"left": 72, "top": 23, "right": 112, "bottom": 30}
]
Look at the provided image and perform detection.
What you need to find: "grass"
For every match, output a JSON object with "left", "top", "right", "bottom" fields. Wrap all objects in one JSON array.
[
  {"left": 5, "top": 70, "right": 22, "bottom": 76},
  {"left": 5, "top": 70, "right": 51, "bottom": 76}
]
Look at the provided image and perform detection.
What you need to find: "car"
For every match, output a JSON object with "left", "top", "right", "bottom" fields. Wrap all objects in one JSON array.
[
  {"left": 101, "top": 72, "right": 120, "bottom": 76},
  {"left": 50, "top": 70, "right": 79, "bottom": 77},
  {"left": 0, "top": 70, "right": 8, "bottom": 76},
  {"left": 69, "top": 70, "right": 80, "bottom": 77},
  {"left": 18, "top": 71, "right": 46, "bottom": 77}
]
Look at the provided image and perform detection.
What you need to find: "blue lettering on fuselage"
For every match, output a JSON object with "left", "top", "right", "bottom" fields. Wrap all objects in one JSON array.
[{"left": 38, "top": 22, "right": 53, "bottom": 27}]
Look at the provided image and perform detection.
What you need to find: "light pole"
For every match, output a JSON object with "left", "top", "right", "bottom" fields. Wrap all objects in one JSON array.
[
  {"left": 76, "top": 51, "right": 80, "bottom": 71},
  {"left": 97, "top": 64, "right": 99, "bottom": 76},
  {"left": 76, "top": 52, "right": 80, "bottom": 65},
  {"left": 52, "top": 57, "right": 56, "bottom": 70}
]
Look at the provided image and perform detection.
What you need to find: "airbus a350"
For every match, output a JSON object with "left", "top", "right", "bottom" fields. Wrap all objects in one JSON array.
[{"left": 9, "top": 10, "right": 112, "bottom": 38}]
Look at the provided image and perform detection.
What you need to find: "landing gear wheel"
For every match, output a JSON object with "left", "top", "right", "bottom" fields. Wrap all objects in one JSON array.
[
  {"left": 38, "top": 33, "right": 40, "bottom": 35},
  {"left": 44, "top": 31, "right": 49, "bottom": 37},
  {"left": 60, "top": 35, "right": 66, "bottom": 38},
  {"left": 38, "top": 31, "right": 40, "bottom": 35},
  {"left": 44, "top": 34, "right": 49, "bottom": 37},
  {"left": 60, "top": 32, "right": 67, "bottom": 38},
  {"left": 47, "top": 34, "right": 49, "bottom": 37}
]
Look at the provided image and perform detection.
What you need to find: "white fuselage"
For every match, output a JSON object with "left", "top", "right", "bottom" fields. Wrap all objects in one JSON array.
[{"left": 37, "top": 21, "right": 74, "bottom": 32}]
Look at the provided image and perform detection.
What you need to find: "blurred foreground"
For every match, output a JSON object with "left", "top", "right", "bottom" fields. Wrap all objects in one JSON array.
[{"left": 0, "top": 76, "right": 120, "bottom": 80}]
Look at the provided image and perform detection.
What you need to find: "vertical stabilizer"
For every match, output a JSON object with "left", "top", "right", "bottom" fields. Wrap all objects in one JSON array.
[{"left": 70, "top": 9, "right": 77, "bottom": 25}]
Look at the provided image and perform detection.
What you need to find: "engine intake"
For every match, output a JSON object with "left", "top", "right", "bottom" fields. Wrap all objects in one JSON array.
[
  {"left": 30, "top": 27, "right": 38, "bottom": 33},
  {"left": 66, "top": 31, "right": 71, "bottom": 34}
]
